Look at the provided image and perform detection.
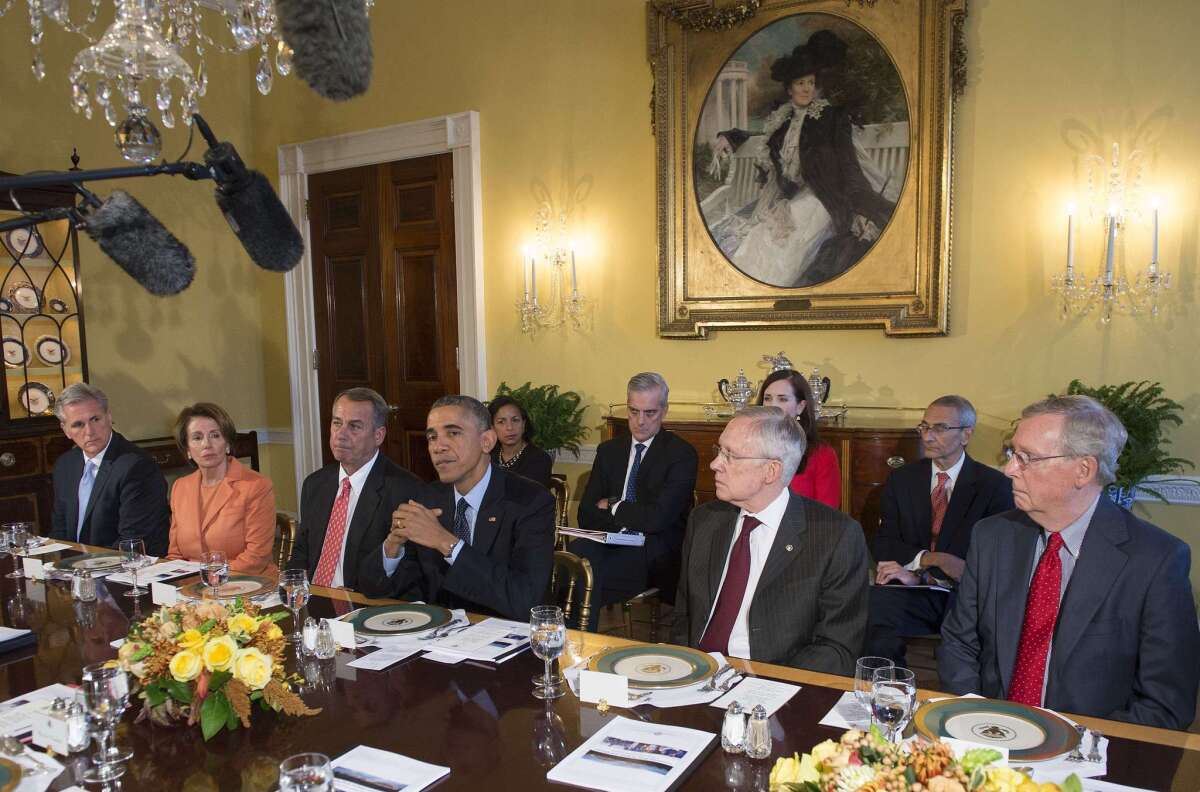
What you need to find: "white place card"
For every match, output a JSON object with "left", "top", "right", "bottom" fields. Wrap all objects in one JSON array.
[
  {"left": 710, "top": 677, "right": 800, "bottom": 717},
  {"left": 579, "top": 669, "right": 629, "bottom": 708},
  {"left": 21, "top": 557, "right": 43, "bottom": 579},
  {"left": 151, "top": 581, "right": 179, "bottom": 606},
  {"left": 323, "top": 617, "right": 356, "bottom": 650},
  {"left": 348, "top": 647, "right": 420, "bottom": 671}
]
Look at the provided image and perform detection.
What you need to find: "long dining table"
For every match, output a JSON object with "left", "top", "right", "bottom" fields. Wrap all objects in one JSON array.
[{"left": 0, "top": 542, "right": 1195, "bottom": 791}]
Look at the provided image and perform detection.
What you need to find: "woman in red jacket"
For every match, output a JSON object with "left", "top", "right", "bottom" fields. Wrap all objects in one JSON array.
[{"left": 756, "top": 369, "right": 841, "bottom": 509}]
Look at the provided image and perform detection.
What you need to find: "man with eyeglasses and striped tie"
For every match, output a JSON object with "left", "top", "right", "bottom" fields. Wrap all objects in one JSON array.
[
  {"left": 939, "top": 395, "right": 1198, "bottom": 729},
  {"left": 863, "top": 395, "right": 1013, "bottom": 667}
]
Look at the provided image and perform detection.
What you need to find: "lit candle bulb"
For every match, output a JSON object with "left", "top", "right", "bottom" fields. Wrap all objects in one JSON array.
[
  {"left": 570, "top": 243, "right": 578, "bottom": 295},
  {"left": 1104, "top": 211, "right": 1117, "bottom": 285},
  {"left": 531, "top": 255, "right": 538, "bottom": 304},
  {"left": 1151, "top": 198, "right": 1160, "bottom": 275},
  {"left": 1065, "top": 203, "right": 1076, "bottom": 277}
]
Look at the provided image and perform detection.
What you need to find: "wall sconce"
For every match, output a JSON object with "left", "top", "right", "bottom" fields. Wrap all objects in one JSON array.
[
  {"left": 1050, "top": 143, "right": 1170, "bottom": 323},
  {"left": 516, "top": 207, "right": 589, "bottom": 335}
]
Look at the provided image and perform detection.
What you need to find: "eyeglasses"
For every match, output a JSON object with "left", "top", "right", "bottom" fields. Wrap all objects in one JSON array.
[
  {"left": 916, "top": 422, "right": 970, "bottom": 435},
  {"left": 711, "top": 444, "right": 777, "bottom": 464},
  {"left": 1003, "top": 446, "right": 1073, "bottom": 470}
]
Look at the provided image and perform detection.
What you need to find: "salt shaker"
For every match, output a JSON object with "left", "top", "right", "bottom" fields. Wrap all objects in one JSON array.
[
  {"left": 301, "top": 617, "right": 319, "bottom": 656},
  {"left": 721, "top": 700, "right": 746, "bottom": 754},
  {"left": 71, "top": 569, "right": 96, "bottom": 602},
  {"left": 66, "top": 701, "right": 89, "bottom": 753},
  {"left": 743, "top": 704, "right": 771, "bottom": 759},
  {"left": 314, "top": 620, "right": 337, "bottom": 660}
]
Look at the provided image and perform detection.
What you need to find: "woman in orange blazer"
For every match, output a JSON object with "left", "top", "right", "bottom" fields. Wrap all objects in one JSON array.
[{"left": 166, "top": 403, "right": 278, "bottom": 578}]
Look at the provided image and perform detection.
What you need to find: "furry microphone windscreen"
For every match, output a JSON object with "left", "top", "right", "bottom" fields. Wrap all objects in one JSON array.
[
  {"left": 80, "top": 191, "right": 196, "bottom": 295},
  {"left": 277, "top": 0, "right": 373, "bottom": 101},
  {"left": 215, "top": 170, "right": 305, "bottom": 273}
]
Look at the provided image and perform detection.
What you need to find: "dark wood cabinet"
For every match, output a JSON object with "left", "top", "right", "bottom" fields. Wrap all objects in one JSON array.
[{"left": 605, "top": 412, "right": 920, "bottom": 545}]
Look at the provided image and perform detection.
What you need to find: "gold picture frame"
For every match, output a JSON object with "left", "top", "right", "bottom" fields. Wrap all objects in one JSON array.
[{"left": 648, "top": 0, "right": 967, "bottom": 337}]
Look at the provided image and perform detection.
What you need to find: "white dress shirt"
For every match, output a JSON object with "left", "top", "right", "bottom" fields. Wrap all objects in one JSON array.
[
  {"left": 329, "top": 450, "right": 379, "bottom": 588},
  {"left": 610, "top": 433, "right": 657, "bottom": 515},
  {"left": 76, "top": 435, "right": 113, "bottom": 539},
  {"left": 702, "top": 487, "right": 791, "bottom": 660},
  {"left": 906, "top": 451, "right": 967, "bottom": 569}
]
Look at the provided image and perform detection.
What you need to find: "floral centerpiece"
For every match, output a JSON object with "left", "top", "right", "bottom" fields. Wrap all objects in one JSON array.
[
  {"left": 114, "top": 598, "right": 321, "bottom": 740},
  {"left": 768, "top": 727, "right": 1083, "bottom": 792}
]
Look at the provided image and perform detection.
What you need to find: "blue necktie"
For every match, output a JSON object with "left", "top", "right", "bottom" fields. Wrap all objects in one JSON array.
[
  {"left": 624, "top": 443, "right": 646, "bottom": 502},
  {"left": 452, "top": 498, "right": 471, "bottom": 545},
  {"left": 77, "top": 460, "right": 96, "bottom": 540}
]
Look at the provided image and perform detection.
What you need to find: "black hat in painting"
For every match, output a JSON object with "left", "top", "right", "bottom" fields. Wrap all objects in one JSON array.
[{"left": 770, "top": 29, "right": 848, "bottom": 85}]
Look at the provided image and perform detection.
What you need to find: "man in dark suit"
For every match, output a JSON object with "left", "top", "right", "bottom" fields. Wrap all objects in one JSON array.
[
  {"left": 49, "top": 383, "right": 169, "bottom": 555},
  {"left": 864, "top": 395, "right": 1014, "bottom": 666},
  {"left": 671, "top": 407, "right": 868, "bottom": 675},
  {"left": 360, "top": 395, "right": 555, "bottom": 620},
  {"left": 289, "top": 387, "right": 425, "bottom": 591},
  {"left": 939, "top": 395, "right": 1199, "bottom": 729},
  {"left": 574, "top": 372, "right": 698, "bottom": 628}
]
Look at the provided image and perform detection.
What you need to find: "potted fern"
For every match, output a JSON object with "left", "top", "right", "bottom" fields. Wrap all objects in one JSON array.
[
  {"left": 492, "top": 381, "right": 588, "bottom": 459},
  {"left": 1063, "top": 379, "right": 1193, "bottom": 507}
]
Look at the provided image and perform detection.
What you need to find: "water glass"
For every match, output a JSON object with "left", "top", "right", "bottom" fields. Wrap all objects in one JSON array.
[
  {"left": 117, "top": 538, "right": 149, "bottom": 598},
  {"left": 530, "top": 605, "right": 566, "bottom": 700},
  {"left": 201, "top": 550, "right": 230, "bottom": 595},
  {"left": 279, "top": 569, "right": 310, "bottom": 644},
  {"left": 278, "top": 752, "right": 333, "bottom": 792},
  {"left": 871, "top": 666, "right": 916, "bottom": 743},
  {"left": 854, "top": 656, "right": 894, "bottom": 720},
  {"left": 80, "top": 662, "right": 132, "bottom": 783},
  {"left": 3, "top": 523, "right": 30, "bottom": 579}
]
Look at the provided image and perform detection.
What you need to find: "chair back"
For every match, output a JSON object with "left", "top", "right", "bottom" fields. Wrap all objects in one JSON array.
[
  {"left": 274, "top": 513, "right": 297, "bottom": 570},
  {"left": 549, "top": 550, "right": 593, "bottom": 630},
  {"left": 549, "top": 474, "right": 570, "bottom": 550}
]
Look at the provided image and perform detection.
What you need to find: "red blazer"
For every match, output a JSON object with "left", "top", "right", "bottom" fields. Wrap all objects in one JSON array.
[
  {"left": 789, "top": 442, "right": 841, "bottom": 509},
  {"left": 166, "top": 457, "right": 279, "bottom": 578}
]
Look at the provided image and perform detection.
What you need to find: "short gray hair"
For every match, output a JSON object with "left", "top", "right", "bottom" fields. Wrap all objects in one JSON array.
[
  {"left": 55, "top": 382, "right": 109, "bottom": 421},
  {"left": 627, "top": 372, "right": 669, "bottom": 407},
  {"left": 431, "top": 394, "right": 492, "bottom": 433},
  {"left": 1021, "top": 395, "right": 1127, "bottom": 486},
  {"left": 335, "top": 387, "right": 389, "bottom": 429},
  {"left": 734, "top": 406, "right": 807, "bottom": 481},
  {"left": 929, "top": 395, "right": 976, "bottom": 428}
]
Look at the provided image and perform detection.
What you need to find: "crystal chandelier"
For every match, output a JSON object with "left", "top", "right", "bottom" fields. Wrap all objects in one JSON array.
[{"left": 5, "top": 0, "right": 374, "bottom": 162}]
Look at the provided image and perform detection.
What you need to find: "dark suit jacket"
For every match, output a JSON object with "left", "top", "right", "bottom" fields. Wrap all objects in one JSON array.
[
  {"left": 490, "top": 444, "right": 554, "bottom": 490},
  {"left": 49, "top": 431, "right": 170, "bottom": 555},
  {"left": 358, "top": 465, "right": 555, "bottom": 620},
  {"left": 872, "top": 455, "right": 1014, "bottom": 579},
  {"left": 670, "top": 493, "right": 869, "bottom": 676},
  {"left": 289, "top": 453, "right": 426, "bottom": 592},
  {"left": 938, "top": 498, "right": 1200, "bottom": 730},
  {"left": 578, "top": 430, "right": 698, "bottom": 590}
]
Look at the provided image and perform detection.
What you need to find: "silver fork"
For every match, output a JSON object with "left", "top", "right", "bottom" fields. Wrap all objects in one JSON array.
[
  {"left": 1065, "top": 724, "right": 1087, "bottom": 762},
  {"left": 699, "top": 664, "right": 735, "bottom": 692},
  {"left": 1087, "top": 730, "right": 1103, "bottom": 762},
  {"left": 719, "top": 673, "right": 744, "bottom": 692},
  {"left": 419, "top": 619, "right": 465, "bottom": 641}
]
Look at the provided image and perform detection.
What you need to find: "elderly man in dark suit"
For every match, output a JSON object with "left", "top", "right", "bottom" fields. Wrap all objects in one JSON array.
[
  {"left": 939, "top": 395, "right": 1199, "bottom": 729},
  {"left": 864, "top": 395, "right": 1014, "bottom": 666},
  {"left": 289, "top": 388, "right": 425, "bottom": 592},
  {"left": 360, "top": 395, "right": 555, "bottom": 620},
  {"left": 573, "top": 372, "right": 698, "bottom": 628},
  {"left": 49, "top": 383, "right": 170, "bottom": 555},
  {"left": 671, "top": 406, "right": 868, "bottom": 675}
]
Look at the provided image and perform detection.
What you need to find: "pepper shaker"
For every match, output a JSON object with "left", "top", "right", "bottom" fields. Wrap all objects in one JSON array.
[
  {"left": 743, "top": 704, "right": 771, "bottom": 759},
  {"left": 314, "top": 620, "right": 337, "bottom": 660}
]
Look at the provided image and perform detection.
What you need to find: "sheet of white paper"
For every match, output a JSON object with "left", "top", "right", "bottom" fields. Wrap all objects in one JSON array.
[
  {"left": 710, "top": 677, "right": 799, "bottom": 717},
  {"left": 425, "top": 617, "right": 529, "bottom": 662},
  {"left": 818, "top": 690, "right": 873, "bottom": 730},
  {"left": 579, "top": 670, "right": 629, "bottom": 707},
  {"left": 107, "top": 560, "right": 201, "bottom": 586},
  {"left": 0, "top": 626, "right": 31, "bottom": 643},
  {"left": 8, "top": 745, "right": 63, "bottom": 792},
  {"left": 0, "top": 684, "right": 78, "bottom": 735},
  {"left": 20, "top": 543, "right": 72, "bottom": 557},
  {"left": 348, "top": 647, "right": 421, "bottom": 671},
  {"left": 421, "top": 652, "right": 465, "bottom": 665},
  {"left": 332, "top": 745, "right": 450, "bottom": 792},
  {"left": 1026, "top": 733, "right": 1108, "bottom": 781},
  {"left": 547, "top": 715, "right": 716, "bottom": 792}
]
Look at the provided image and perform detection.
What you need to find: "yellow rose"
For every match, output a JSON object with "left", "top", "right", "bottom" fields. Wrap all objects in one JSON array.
[
  {"left": 177, "top": 628, "right": 205, "bottom": 651},
  {"left": 983, "top": 768, "right": 1031, "bottom": 792},
  {"left": 769, "top": 754, "right": 801, "bottom": 788},
  {"left": 169, "top": 650, "right": 203, "bottom": 682},
  {"left": 233, "top": 647, "right": 273, "bottom": 690},
  {"left": 202, "top": 635, "right": 238, "bottom": 673},
  {"left": 810, "top": 738, "right": 840, "bottom": 765},
  {"left": 263, "top": 622, "right": 283, "bottom": 641},
  {"left": 227, "top": 613, "right": 259, "bottom": 638}
]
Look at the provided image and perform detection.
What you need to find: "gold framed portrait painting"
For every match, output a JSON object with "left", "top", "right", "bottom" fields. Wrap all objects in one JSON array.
[{"left": 649, "top": 0, "right": 967, "bottom": 337}]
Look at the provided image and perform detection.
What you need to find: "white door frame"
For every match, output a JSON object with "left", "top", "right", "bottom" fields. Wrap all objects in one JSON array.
[{"left": 277, "top": 111, "right": 486, "bottom": 505}]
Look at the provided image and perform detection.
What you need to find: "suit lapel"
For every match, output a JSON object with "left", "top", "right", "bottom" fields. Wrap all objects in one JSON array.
[
  {"left": 937, "top": 456, "right": 977, "bottom": 551},
  {"left": 911, "top": 459, "right": 933, "bottom": 546},
  {"left": 995, "top": 517, "right": 1040, "bottom": 693},
  {"left": 607, "top": 434, "right": 633, "bottom": 493},
  {"left": 706, "top": 508, "right": 735, "bottom": 614},
  {"left": 756, "top": 495, "right": 806, "bottom": 594},
  {"left": 471, "top": 467, "right": 504, "bottom": 556},
  {"left": 201, "top": 476, "right": 234, "bottom": 534},
  {"left": 82, "top": 447, "right": 119, "bottom": 530},
  {"left": 65, "top": 450, "right": 84, "bottom": 537},
  {"left": 344, "top": 459, "right": 384, "bottom": 564}
]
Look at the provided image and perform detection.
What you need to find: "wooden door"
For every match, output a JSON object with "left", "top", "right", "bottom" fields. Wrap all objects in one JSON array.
[{"left": 308, "top": 155, "right": 458, "bottom": 479}]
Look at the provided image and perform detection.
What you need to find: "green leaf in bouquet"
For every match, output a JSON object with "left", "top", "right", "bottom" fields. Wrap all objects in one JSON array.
[
  {"left": 267, "top": 611, "right": 289, "bottom": 623},
  {"left": 968, "top": 766, "right": 986, "bottom": 791},
  {"left": 198, "top": 618, "right": 217, "bottom": 634},
  {"left": 960, "top": 748, "right": 1003, "bottom": 777},
  {"left": 1061, "top": 774, "right": 1084, "bottom": 792},
  {"left": 164, "top": 679, "right": 193, "bottom": 705},
  {"left": 782, "top": 783, "right": 821, "bottom": 792},
  {"left": 208, "top": 670, "right": 232, "bottom": 691},
  {"left": 200, "top": 691, "right": 232, "bottom": 741},
  {"left": 143, "top": 682, "right": 167, "bottom": 708},
  {"left": 131, "top": 644, "right": 153, "bottom": 662}
]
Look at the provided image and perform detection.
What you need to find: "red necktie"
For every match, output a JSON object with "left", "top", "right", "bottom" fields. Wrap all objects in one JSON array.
[
  {"left": 930, "top": 472, "right": 950, "bottom": 550},
  {"left": 699, "top": 515, "right": 761, "bottom": 655},
  {"left": 313, "top": 478, "right": 353, "bottom": 587},
  {"left": 1008, "top": 532, "right": 1065, "bottom": 706}
]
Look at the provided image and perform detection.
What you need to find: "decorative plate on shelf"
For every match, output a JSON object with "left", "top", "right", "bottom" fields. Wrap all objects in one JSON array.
[
  {"left": 913, "top": 697, "right": 1080, "bottom": 762},
  {"left": 0, "top": 298, "right": 12, "bottom": 313},
  {"left": 7, "top": 282, "right": 41, "bottom": 313},
  {"left": 587, "top": 645, "right": 718, "bottom": 689},
  {"left": 17, "top": 382, "right": 54, "bottom": 416},
  {"left": 3, "top": 227, "right": 44, "bottom": 260},
  {"left": 178, "top": 574, "right": 276, "bottom": 601},
  {"left": 347, "top": 604, "right": 454, "bottom": 636},
  {"left": 48, "top": 298, "right": 68, "bottom": 313},
  {"left": 56, "top": 552, "right": 125, "bottom": 572},
  {"left": 2, "top": 337, "right": 29, "bottom": 369},
  {"left": 34, "top": 335, "right": 69, "bottom": 366},
  {"left": 0, "top": 756, "right": 21, "bottom": 792}
]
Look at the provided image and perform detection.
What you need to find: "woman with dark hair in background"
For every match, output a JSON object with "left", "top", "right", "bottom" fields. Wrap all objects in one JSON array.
[
  {"left": 488, "top": 396, "right": 554, "bottom": 489},
  {"left": 756, "top": 369, "right": 841, "bottom": 509}
]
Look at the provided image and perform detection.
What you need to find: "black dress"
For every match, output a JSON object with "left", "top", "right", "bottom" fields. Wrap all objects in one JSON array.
[{"left": 490, "top": 444, "right": 554, "bottom": 489}]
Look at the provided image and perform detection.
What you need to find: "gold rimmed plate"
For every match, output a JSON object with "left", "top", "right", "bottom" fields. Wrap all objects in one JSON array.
[
  {"left": 0, "top": 756, "right": 21, "bottom": 792},
  {"left": 914, "top": 697, "right": 1080, "bottom": 762},
  {"left": 587, "top": 645, "right": 718, "bottom": 689},
  {"left": 55, "top": 552, "right": 124, "bottom": 572},
  {"left": 178, "top": 574, "right": 275, "bottom": 600},
  {"left": 348, "top": 604, "right": 453, "bottom": 636}
]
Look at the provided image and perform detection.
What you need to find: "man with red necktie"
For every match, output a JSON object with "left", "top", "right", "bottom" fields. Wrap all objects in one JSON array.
[
  {"left": 939, "top": 395, "right": 1199, "bottom": 730},
  {"left": 670, "top": 406, "right": 868, "bottom": 675},
  {"left": 864, "top": 395, "right": 1013, "bottom": 666}
]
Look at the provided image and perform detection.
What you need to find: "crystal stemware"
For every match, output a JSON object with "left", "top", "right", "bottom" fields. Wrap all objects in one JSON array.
[
  {"left": 117, "top": 538, "right": 149, "bottom": 597},
  {"left": 530, "top": 605, "right": 566, "bottom": 700},
  {"left": 871, "top": 666, "right": 916, "bottom": 743},
  {"left": 279, "top": 569, "right": 310, "bottom": 645}
]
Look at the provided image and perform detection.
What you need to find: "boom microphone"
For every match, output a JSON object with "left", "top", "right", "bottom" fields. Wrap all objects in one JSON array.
[
  {"left": 193, "top": 115, "right": 304, "bottom": 273},
  {"left": 276, "top": 0, "right": 373, "bottom": 101},
  {"left": 78, "top": 191, "right": 196, "bottom": 295}
]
